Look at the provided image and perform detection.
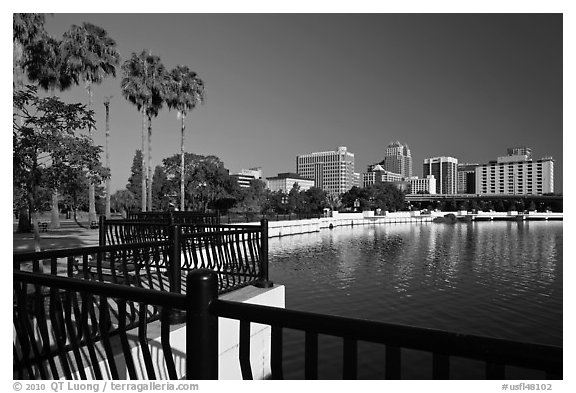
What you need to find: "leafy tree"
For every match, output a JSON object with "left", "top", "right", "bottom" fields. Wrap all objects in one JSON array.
[
  {"left": 268, "top": 191, "right": 289, "bottom": 214},
  {"left": 340, "top": 186, "right": 369, "bottom": 211},
  {"left": 166, "top": 65, "right": 205, "bottom": 211},
  {"left": 151, "top": 165, "right": 171, "bottom": 211},
  {"left": 365, "top": 182, "right": 405, "bottom": 212},
  {"left": 238, "top": 180, "right": 269, "bottom": 214},
  {"left": 305, "top": 187, "right": 329, "bottom": 213},
  {"left": 121, "top": 50, "right": 167, "bottom": 211},
  {"left": 126, "top": 150, "right": 144, "bottom": 207},
  {"left": 14, "top": 86, "right": 107, "bottom": 249},
  {"left": 111, "top": 189, "right": 136, "bottom": 218},
  {"left": 62, "top": 22, "right": 120, "bottom": 223},
  {"left": 162, "top": 152, "right": 237, "bottom": 212},
  {"left": 24, "top": 33, "right": 76, "bottom": 229}
]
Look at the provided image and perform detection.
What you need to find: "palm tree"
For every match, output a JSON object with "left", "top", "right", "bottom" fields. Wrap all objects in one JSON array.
[
  {"left": 121, "top": 50, "right": 166, "bottom": 211},
  {"left": 25, "top": 33, "right": 75, "bottom": 229},
  {"left": 61, "top": 22, "right": 120, "bottom": 223},
  {"left": 13, "top": 13, "right": 46, "bottom": 91},
  {"left": 166, "top": 65, "right": 205, "bottom": 211}
]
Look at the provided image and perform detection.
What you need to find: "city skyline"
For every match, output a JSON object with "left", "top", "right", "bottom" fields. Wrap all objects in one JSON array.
[{"left": 31, "top": 13, "right": 562, "bottom": 193}]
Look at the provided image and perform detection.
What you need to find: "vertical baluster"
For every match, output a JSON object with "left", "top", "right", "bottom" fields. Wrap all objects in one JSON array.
[
  {"left": 117, "top": 298, "right": 137, "bottom": 379},
  {"left": 222, "top": 232, "right": 233, "bottom": 290},
  {"left": 239, "top": 320, "right": 253, "bottom": 379},
  {"left": 160, "top": 307, "right": 178, "bottom": 379},
  {"left": 63, "top": 291, "right": 87, "bottom": 379},
  {"left": 342, "top": 338, "right": 358, "bottom": 379},
  {"left": 385, "top": 345, "right": 401, "bottom": 379},
  {"left": 51, "top": 257, "right": 58, "bottom": 276},
  {"left": 80, "top": 290, "right": 103, "bottom": 379},
  {"left": 433, "top": 352, "right": 450, "bottom": 379},
  {"left": 138, "top": 302, "right": 156, "bottom": 379},
  {"left": 35, "top": 283, "right": 59, "bottom": 378},
  {"left": 99, "top": 295, "right": 119, "bottom": 379},
  {"left": 305, "top": 331, "right": 319, "bottom": 379},
  {"left": 14, "top": 282, "right": 36, "bottom": 378},
  {"left": 49, "top": 286, "right": 72, "bottom": 379}
]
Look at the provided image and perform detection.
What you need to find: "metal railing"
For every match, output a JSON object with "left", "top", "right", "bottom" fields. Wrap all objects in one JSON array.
[
  {"left": 15, "top": 220, "right": 271, "bottom": 296},
  {"left": 13, "top": 270, "right": 206, "bottom": 379},
  {"left": 195, "top": 270, "right": 562, "bottom": 380},
  {"left": 14, "top": 269, "right": 563, "bottom": 380},
  {"left": 124, "top": 211, "right": 220, "bottom": 225},
  {"left": 220, "top": 212, "right": 322, "bottom": 224}
]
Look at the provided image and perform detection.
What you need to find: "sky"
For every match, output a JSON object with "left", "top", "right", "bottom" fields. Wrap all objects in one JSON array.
[{"left": 33, "top": 12, "right": 563, "bottom": 193}]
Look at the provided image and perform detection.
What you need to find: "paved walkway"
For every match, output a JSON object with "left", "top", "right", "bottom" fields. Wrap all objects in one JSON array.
[{"left": 13, "top": 221, "right": 100, "bottom": 253}]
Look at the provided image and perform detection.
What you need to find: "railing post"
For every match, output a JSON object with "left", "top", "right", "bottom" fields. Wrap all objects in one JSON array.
[
  {"left": 186, "top": 269, "right": 219, "bottom": 380},
  {"left": 170, "top": 225, "right": 182, "bottom": 294},
  {"left": 255, "top": 219, "right": 273, "bottom": 288},
  {"left": 98, "top": 215, "right": 106, "bottom": 246}
]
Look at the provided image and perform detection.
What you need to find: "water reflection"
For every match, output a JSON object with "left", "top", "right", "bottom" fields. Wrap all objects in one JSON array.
[{"left": 269, "top": 221, "right": 562, "bottom": 346}]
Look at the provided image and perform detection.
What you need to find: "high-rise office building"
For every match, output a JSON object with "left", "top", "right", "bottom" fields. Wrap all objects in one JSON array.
[
  {"left": 423, "top": 156, "right": 458, "bottom": 194},
  {"left": 296, "top": 146, "right": 355, "bottom": 195},
  {"left": 369, "top": 141, "right": 412, "bottom": 178},
  {"left": 475, "top": 149, "right": 554, "bottom": 195},
  {"left": 457, "top": 163, "right": 479, "bottom": 194}
]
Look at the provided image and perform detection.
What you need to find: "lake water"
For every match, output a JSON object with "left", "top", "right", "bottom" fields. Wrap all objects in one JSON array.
[{"left": 268, "top": 220, "right": 563, "bottom": 379}]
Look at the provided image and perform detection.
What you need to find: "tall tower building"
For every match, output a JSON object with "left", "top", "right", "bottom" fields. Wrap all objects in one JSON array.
[
  {"left": 378, "top": 141, "right": 413, "bottom": 178},
  {"left": 296, "top": 146, "right": 355, "bottom": 195},
  {"left": 423, "top": 156, "right": 458, "bottom": 194}
]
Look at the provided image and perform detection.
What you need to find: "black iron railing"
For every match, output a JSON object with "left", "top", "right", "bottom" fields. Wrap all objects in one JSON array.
[
  {"left": 14, "top": 269, "right": 563, "bottom": 380},
  {"left": 13, "top": 270, "right": 199, "bottom": 379},
  {"left": 193, "top": 270, "right": 563, "bottom": 380},
  {"left": 15, "top": 221, "right": 271, "bottom": 297},
  {"left": 220, "top": 212, "right": 322, "bottom": 224},
  {"left": 125, "top": 211, "right": 220, "bottom": 225}
]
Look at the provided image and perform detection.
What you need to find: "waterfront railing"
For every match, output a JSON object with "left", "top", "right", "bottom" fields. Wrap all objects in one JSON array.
[
  {"left": 194, "top": 270, "right": 563, "bottom": 380},
  {"left": 13, "top": 268, "right": 562, "bottom": 380},
  {"left": 125, "top": 211, "right": 220, "bottom": 225},
  {"left": 14, "top": 220, "right": 271, "bottom": 295},
  {"left": 13, "top": 270, "right": 192, "bottom": 379}
]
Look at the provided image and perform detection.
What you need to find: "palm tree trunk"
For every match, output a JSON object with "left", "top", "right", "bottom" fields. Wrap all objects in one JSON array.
[
  {"left": 147, "top": 113, "right": 153, "bottom": 211},
  {"left": 104, "top": 100, "right": 111, "bottom": 219},
  {"left": 87, "top": 82, "right": 97, "bottom": 224},
  {"left": 180, "top": 113, "right": 186, "bottom": 211},
  {"left": 141, "top": 110, "right": 147, "bottom": 212},
  {"left": 50, "top": 189, "right": 60, "bottom": 228},
  {"left": 49, "top": 88, "right": 61, "bottom": 229}
]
